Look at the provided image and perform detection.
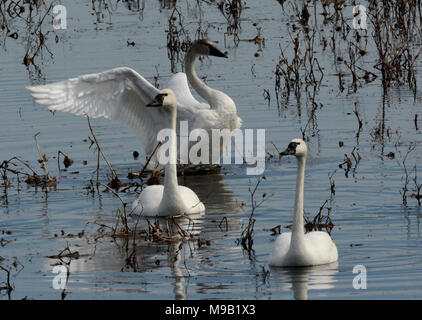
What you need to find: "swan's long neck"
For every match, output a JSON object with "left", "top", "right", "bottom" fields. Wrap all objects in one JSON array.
[
  {"left": 291, "top": 156, "right": 306, "bottom": 249},
  {"left": 184, "top": 52, "right": 217, "bottom": 105},
  {"left": 159, "top": 107, "right": 187, "bottom": 215},
  {"left": 163, "top": 107, "right": 179, "bottom": 195}
]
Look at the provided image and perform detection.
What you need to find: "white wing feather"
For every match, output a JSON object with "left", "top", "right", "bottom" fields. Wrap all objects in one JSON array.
[
  {"left": 28, "top": 67, "right": 168, "bottom": 155},
  {"left": 28, "top": 67, "right": 241, "bottom": 159}
]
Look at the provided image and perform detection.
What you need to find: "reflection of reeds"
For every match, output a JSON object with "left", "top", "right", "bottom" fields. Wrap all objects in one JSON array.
[
  {"left": 0, "top": 258, "right": 23, "bottom": 299},
  {"left": 338, "top": 146, "right": 361, "bottom": 179},
  {"left": 412, "top": 165, "right": 422, "bottom": 206},
  {"left": 218, "top": 0, "right": 246, "bottom": 46},
  {"left": 269, "top": 0, "right": 421, "bottom": 170},
  {"left": 166, "top": 7, "right": 191, "bottom": 72},
  {"left": 238, "top": 176, "right": 270, "bottom": 255},
  {"left": 395, "top": 142, "right": 417, "bottom": 206},
  {"left": 273, "top": 26, "right": 323, "bottom": 129},
  {"left": 369, "top": 1, "right": 421, "bottom": 95},
  {"left": 0, "top": 265, "right": 13, "bottom": 299},
  {"left": 273, "top": 0, "right": 421, "bottom": 102},
  {"left": 159, "top": 0, "right": 177, "bottom": 10},
  {"left": 1, "top": 0, "right": 56, "bottom": 81}
]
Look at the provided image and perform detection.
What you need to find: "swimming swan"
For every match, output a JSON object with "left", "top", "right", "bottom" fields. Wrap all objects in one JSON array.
[
  {"left": 27, "top": 40, "right": 241, "bottom": 164},
  {"left": 269, "top": 139, "right": 338, "bottom": 267},
  {"left": 131, "top": 89, "right": 205, "bottom": 216}
]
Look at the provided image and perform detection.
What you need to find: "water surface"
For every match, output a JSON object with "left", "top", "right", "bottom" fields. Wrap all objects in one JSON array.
[{"left": 0, "top": 0, "right": 421, "bottom": 300}]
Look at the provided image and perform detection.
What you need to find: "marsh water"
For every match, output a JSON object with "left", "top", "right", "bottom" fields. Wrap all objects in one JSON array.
[{"left": 1, "top": 0, "right": 422, "bottom": 300}]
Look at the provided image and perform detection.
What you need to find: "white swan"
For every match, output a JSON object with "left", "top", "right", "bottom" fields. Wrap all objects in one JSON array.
[
  {"left": 131, "top": 89, "right": 205, "bottom": 216},
  {"left": 27, "top": 39, "right": 241, "bottom": 164},
  {"left": 269, "top": 139, "right": 338, "bottom": 267}
]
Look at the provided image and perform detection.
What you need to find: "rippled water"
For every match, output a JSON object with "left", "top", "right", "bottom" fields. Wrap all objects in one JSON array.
[{"left": 1, "top": 0, "right": 421, "bottom": 300}]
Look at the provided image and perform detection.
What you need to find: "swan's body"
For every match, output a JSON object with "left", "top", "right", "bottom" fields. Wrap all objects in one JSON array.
[
  {"left": 270, "top": 139, "right": 338, "bottom": 267},
  {"left": 270, "top": 230, "right": 338, "bottom": 267},
  {"left": 130, "top": 89, "right": 205, "bottom": 216},
  {"left": 131, "top": 184, "right": 204, "bottom": 216},
  {"left": 27, "top": 40, "right": 241, "bottom": 164}
]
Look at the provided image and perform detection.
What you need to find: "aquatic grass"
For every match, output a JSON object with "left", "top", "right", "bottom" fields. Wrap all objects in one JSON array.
[
  {"left": 0, "top": 265, "right": 13, "bottom": 299},
  {"left": 237, "top": 176, "right": 271, "bottom": 255}
]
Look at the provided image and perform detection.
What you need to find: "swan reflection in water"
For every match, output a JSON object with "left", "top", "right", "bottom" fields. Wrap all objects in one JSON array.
[
  {"left": 44, "top": 172, "right": 242, "bottom": 299},
  {"left": 270, "top": 261, "right": 339, "bottom": 300},
  {"left": 44, "top": 213, "right": 203, "bottom": 299},
  {"left": 130, "top": 213, "right": 205, "bottom": 300}
]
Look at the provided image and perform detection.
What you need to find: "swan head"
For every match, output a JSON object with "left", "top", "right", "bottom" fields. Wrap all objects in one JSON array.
[
  {"left": 146, "top": 88, "right": 177, "bottom": 111},
  {"left": 189, "top": 39, "right": 228, "bottom": 58},
  {"left": 281, "top": 138, "right": 308, "bottom": 158}
]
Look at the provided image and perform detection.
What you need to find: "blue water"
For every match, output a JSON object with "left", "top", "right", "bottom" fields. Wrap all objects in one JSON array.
[{"left": 0, "top": 0, "right": 421, "bottom": 299}]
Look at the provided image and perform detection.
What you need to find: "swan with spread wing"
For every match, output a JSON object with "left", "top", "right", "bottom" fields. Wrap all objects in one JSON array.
[
  {"left": 131, "top": 88, "right": 205, "bottom": 217},
  {"left": 27, "top": 40, "right": 242, "bottom": 165}
]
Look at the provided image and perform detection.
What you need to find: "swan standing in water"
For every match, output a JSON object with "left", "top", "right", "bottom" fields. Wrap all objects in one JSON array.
[
  {"left": 131, "top": 89, "right": 205, "bottom": 216},
  {"left": 270, "top": 139, "right": 338, "bottom": 267},
  {"left": 27, "top": 40, "right": 241, "bottom": 165}
]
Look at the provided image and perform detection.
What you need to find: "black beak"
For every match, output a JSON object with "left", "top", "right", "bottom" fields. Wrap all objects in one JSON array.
[
  {"left": 209, "top": 46, "right": 228, "bottom": 58},
  {"left": 146, "top": 93, "right": 166, "bottom": 107},
  {"left": 280, "top": 142, "right": 299, "bottom": 156},
  {"left": 280, "top": 148, "right": 293, "bottom": 156}
]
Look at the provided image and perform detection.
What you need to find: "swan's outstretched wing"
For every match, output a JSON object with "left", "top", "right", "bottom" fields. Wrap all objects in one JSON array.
[{"left": 27, "top": 67, "right": 165, "bottom": 155}]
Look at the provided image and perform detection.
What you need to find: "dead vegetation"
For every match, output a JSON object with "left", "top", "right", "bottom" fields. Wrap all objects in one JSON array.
[
  {"left": 304, "top": 199, "right": 335, "bottom": 234},
  {"left": 166, "top": 6, "right": 191, "bottom": 72},
  {"left": 218, "top": 0, "right": 247, "bottom": 46},
  {"left": 0, "top": 265, "right": 13, "bottom": 299},
  {"left": 268, "top": 0, "right": 422, "bottom": 148},
  {"left": 338, "top": 146, "right": 361, "bottom": 179},
  {"left": 1, "top": 111, "right": 208, "bottom": 258},
  {"left": 368, "top": 0, "right": 422, "bottom": 97},
  {"left": 0, "top": 258, "right": 23, "bottom": 300},
  {"left": 395, "top": 141, "right": 420, "bottom": 206},
  {"left": 1, "top": 1, "right": 421, "bottom": 299},
  {"left": 0, "top": 0, "right": 57, "bottom": 80},
  {"left": 0, "top": 153, "right": 56, "bottom": 200},
  {"left": 237, "top": 176, "right": 271, "bottom": 255},
  {"left": 1, "top": 119, "right": 206, "bottom": 286}
]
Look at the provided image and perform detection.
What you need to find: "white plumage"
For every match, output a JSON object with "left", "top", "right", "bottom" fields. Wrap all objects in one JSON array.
[
  {"left": 270, "top": 230, "right": 338, "bottom": 267},
  {"left": 131, "top": 184, "right": 205, "bottom": 216},
  {"left": 130, "top": 89, "right": 205, "bottom": 216},
  {"left": 27, "top": 40, "right": 242, "bottom": 163},
  {"left": 269, "top": 139, "right": 338, "bottom": 267}
]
